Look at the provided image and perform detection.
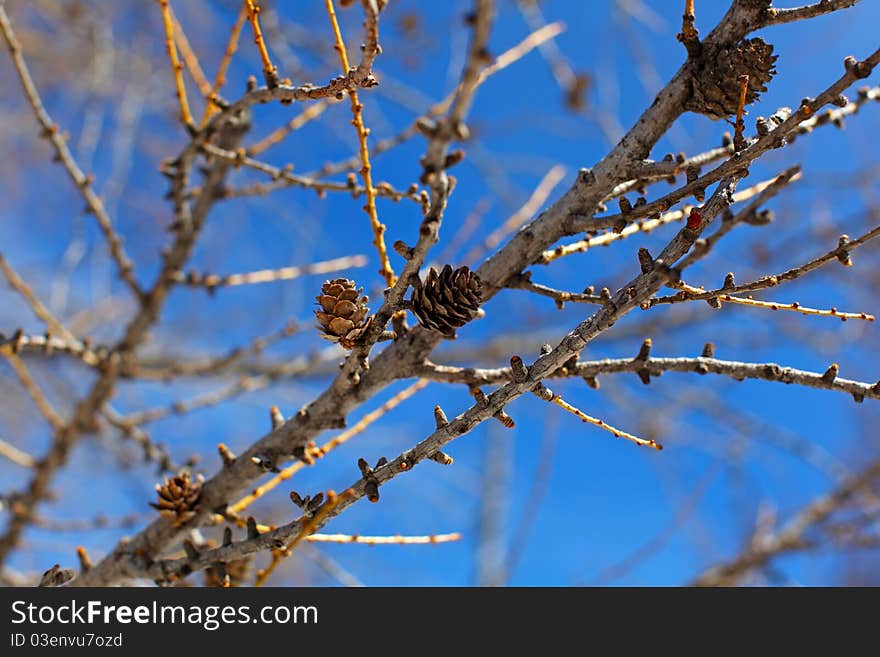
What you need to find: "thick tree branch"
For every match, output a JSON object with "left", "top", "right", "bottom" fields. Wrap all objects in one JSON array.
[
  {"left": 413, "top": 356, "right": 880, "bottom": 402},
  {"left": 72, "top": 0, "right": 876, "bottom": 585}
]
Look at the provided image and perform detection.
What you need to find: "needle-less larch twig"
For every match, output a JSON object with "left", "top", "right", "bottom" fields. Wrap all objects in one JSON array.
[
  {"left": 225, "top": 379, "right": 429, "bottom": 516},
  {"left": 465, "top": 165, "right": 567, "bottom": 264},
  {"left": 537, "top": 173, "right": 791, "bottom": 264},
  {"left": 254, "top": 489, "right": 352, "bottom": 586},
  {"left": 244, "top": 0, "right": 279, "bottom": 89},
  {"left": 169, "top": 6, "right": 212, "bottom": 99},
  {"left": 308, "top": 20, "right": 566, "bottom": 181},
  {"left": 306, "top": 532, "right": 461, "bottom": 545},
  {"left": 0, "top": 12, "right": 141, "bottom": 297},
  {"left": 1, "top": 352, "right": 65, "bottom": 432},
  {"left": 668, "top": 281, "right": 875, "bottom": 322},
  {"left": 200, "top": 4, "right": 248, "bottom": 127},
  {"left": 0, "top": 437, "right": 36, "bottom": 469},
  {"left": 172, "top": 254, "right": 368, "bottom": 291},
  {"left": 156, "top": 0, "right": 196, "bottom": 132},
  {"left": 325, "top": 0, "right": 395, "bottom": 287},
  {"left": 0, "top": 255, "right": 77, "bottom": 344},
  {"left": 539, "top": 388, "right": 662, "bottom": 450},
  {"left": 246, "top": 100, "right": 333, "bottom": 156}
]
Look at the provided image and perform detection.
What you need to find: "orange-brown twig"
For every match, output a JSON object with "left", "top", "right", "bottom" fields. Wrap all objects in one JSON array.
[
  {"left": 325, "top": 0, "right": 395, "bottom": 287},
  {"left": 0, "top": 255, "right": 76, "bottom": 344},
  {"left": 169, "top": 7, "right": 212, "bottom": 98},
  {"left": 308, "top": 21, "right": 566, "bottom": 181},
  {"left": 226, "top": 379, "right": 428, "bottom": 516},
  {"left": 674, "top": 282, "right": 875, "bottom": 322},
  {"left": 200, "top": 4, "right": 248, "bottom": 127},
  {"left": 682, "top": 0, "right": 697, "bottom": 38},
  {"left": 466, "top": 165, "right": 567, "bottom": 263},
  {"left": 156, "top": 0, "right": 195, "bottom": 132},
  {"left": 537, "top": 175, "right": 786, "bottom": 264},
  {"left": 246, "top": 100, "right": 333, "bottom": 156},
  {"left": 255, "top": 489, "right": 352, "bottom": 586},
  {"left": 677, "top": 0, "right": 700, "bottom": 55},
  {"left": 0, "top": 437, "right": 35, "bottom": 469},
  {"left": 244, "top": 0, "right": 279, "bottom": 89},
  {"left": 549, "top": 396, "right": 662, "bottom": 450},
  {"left": 2, "top": 352, "right": 65, "bottom": 432}
]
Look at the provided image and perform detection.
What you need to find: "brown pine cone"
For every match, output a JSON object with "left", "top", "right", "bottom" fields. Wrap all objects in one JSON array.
[
  {"left": 409, "top": 265, "right": 482, "bottom": 336},
  {"left": 150, "top": 472, "right": 203, "bottom": 526},
  {"left": 314, "top": 278, "right": 372, "bottom": 349},
  {"left": 686, "top": 38, "right": 778, "bottom": 119},
  {"left": 204, "top": 557, "right": 252, "bottom": 587}
]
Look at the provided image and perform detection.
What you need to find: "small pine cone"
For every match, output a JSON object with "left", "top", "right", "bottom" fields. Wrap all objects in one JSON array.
[
  {"left": 314, "top": 278, "right": 372, "bottom": 349},
  {"left": 409, "top": 265, "right": 482, "bottom": 335},
  {"left": 686, "top": 38, "right": 778, "bottom": 119},
  {"left": 150, "top": 472, "right": 203, "bottom": 526}
]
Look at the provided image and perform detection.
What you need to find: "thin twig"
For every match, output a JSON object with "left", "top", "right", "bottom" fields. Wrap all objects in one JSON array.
[
  {"left": 0, "top": 10, "right": 140, "bottom": 297},
  {"left": 325, "top": 0, "right": 395, "bottom": 287},
  {"left": 244, "top": 0, "right": 279, "bottom": 88},
  {"left": 200, "top": 142, "right": 421, "bottom": 203},
  {"left": 246, "top": 100, "right": 333, "bottom": 156},
  {"left": 307, "top": 20, "right": 566, "bottom": 181},
  {"left": 413, "top": 356, "right": 880, "bottom": 402},
  {"left": 169, "top": 6, "right": 212, "bottom": 98},
  {"left": 157, "top": 0, "right": 196, "bottom": 132},
  {"left": 0, "top": 437, "right": 36, "bottom": 469},
  {"left": 254, "top": 489, "right": 352, "bottom": 586},
  {"left": 172, "top": 255, "right": 368, "bottom": 291},
  {"left": 1, "top": 352, "right": 65, "bottom": 431},
  {"left": 226, "top": 379, "right": 429, "bottom": 516},
  {"left": 762, "top": 0, "right": 860, "bottom": 27},
  {"left": 200, "top": 4, "right": 248, "bottom": 127},
  {"left": 305, "top": 532, "right": 461, "bottom": 545},
  {"left": 651, "top": 221, "right": 880, "bottom": 305},
  {"left": 0, "top": 255, "right": 77, "bottom": 343},
  {"left": 465, "top": 165, "right": 567, "bottom": 264},
  {"left": 547, "top": 394, "right": 662, "bottom": 450},
  {"left": 663, "top": 282, "right": 875, "bottom": 322}
]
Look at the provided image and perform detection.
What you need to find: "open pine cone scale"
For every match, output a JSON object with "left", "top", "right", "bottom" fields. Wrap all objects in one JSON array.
[{"left": 315, "top": 278, "right": 372, "bottom": 349}]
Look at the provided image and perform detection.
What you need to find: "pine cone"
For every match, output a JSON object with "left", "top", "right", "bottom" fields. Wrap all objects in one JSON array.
[
  {"left": 314, "top": 278, "right": 372, "bottom": 349},
  {"left": 410, "top": 265, "right": 482, "bottom": 335},
  {"left": 150, "top": 472, "right": 203, "bottom": 526},
  {"left": 686, "top": 38, "right": 778, "bottom": 119}
]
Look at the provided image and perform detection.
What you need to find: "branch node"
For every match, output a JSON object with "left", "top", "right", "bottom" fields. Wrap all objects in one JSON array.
[
  {"left": 246, "top": 516, "right": 260, "bottom": 540},
  {"left": 531, "top": 382, "right": 555, "bottom": 402},
  {"left": 251, "top": 454, "right": 280, "bottom": 473},
  {"left": 836, "top": 234, "right": 853, "bottom": 266},
  {"left": 217, "top": 443, "right": 236, "bottom": 468},
  {"left": 269, "top": 405, "right": 284, "bottom": 430},
  {"left": 510, "top": 355, "right": 529, "bottom": 382},
  {"left": 821, "top": 363, "right": 839, "bottom": 384},
  {"left": 638, "top": 247, "right": 654, "bottom": 274},
  {"left": 428, "top": 450, "right": 454, "bottom": 465},
  {"left": 393, "top": 240, "right": 415, "bottom": 259},
  {"left": 76, "top": 546, "right": 92, "bottom": 573},
  {"left": 433, "top": 405, "right": 449, "bottom": 429}
]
